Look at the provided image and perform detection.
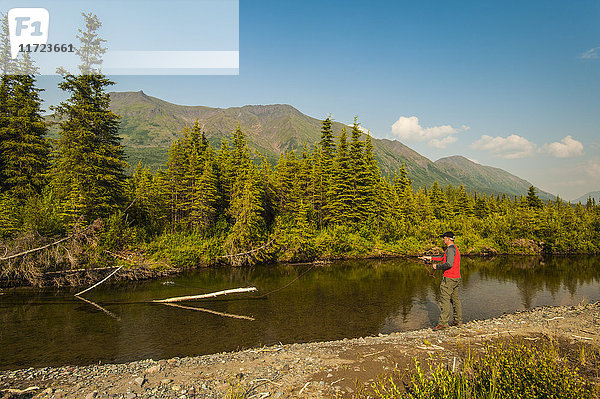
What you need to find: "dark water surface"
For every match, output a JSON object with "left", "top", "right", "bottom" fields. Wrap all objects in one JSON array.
[{"left": 1, "top": 255, "right": 599, "bottom": 370}]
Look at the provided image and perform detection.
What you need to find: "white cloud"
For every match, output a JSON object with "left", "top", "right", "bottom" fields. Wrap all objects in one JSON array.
[
  {"left": 580, "top": 46, "right": 600, "bottom": 59},
  {"left": 540, "top": 135, "right": 583, "bottom": 158},
  {"left": 391, "top": 116, "right": 466, "bottom": 148},
  {"left": 429, "top": 136, "right": 458, "bottom": 148},
  {"left": 470, "top": 134, "right": 536, "bottom": 159}
]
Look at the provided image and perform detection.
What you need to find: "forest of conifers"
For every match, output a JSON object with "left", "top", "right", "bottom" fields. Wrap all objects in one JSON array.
[{"left": 1, "top": 14, "right": 599, "bottom": 282}]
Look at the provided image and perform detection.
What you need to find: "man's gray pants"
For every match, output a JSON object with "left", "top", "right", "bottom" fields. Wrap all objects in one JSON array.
[{"left": 439, "top": 276, "right": 462, "bottom": 326}]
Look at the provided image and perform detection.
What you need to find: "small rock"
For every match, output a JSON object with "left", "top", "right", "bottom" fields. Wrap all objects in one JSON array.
[
  {"left": 42, "top": 387, "right": 54, "bottom": 396},
  {"left": 172, "top": 384, "right": 181, "bottom": 391},
  {"left": 126, "top": 393, "right": 137, "bottom": 399},
  {"left": 161, "top": 378, "right": 172, "bottom": 384},
  {"left": 134, "top": 377, "right": 146, "bottom": 387},
  {"left": 85, "top": 391, "right": 97, "bottom": 399},
  {"left": 146, "top": 365, "right": 160, "bottom": 374}
]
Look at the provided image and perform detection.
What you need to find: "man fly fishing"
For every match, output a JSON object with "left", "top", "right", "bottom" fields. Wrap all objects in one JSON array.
[{"left": 420, "top": 231, "right": 461, "bottom": 330}]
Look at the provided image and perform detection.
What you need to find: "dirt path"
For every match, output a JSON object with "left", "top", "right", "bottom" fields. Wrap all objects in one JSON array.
[{"left": 1, "top": 301, "right": 599, "bottom": 399}]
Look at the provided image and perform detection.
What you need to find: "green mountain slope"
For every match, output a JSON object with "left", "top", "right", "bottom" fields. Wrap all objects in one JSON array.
[
  {"left": 434, "top": 156, "right": 554, "bottom": 200},
  {"left": 107, "top": 91, "right": 551, "bottom": 198}
]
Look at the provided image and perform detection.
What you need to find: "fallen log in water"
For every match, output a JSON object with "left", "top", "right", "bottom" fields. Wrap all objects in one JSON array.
[
  {"left": 152, "top": 287, "right": 258, "bottom": 303},
  {"left": 75, "top": 266, "right": 123, "bottom": 296}
]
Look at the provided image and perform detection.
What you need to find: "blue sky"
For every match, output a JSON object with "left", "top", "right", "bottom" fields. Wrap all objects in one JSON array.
[{"left": 24, "top": 0, "right": 600, "bottom": 200}]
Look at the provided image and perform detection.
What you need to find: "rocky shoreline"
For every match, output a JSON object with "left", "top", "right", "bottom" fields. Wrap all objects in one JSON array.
[{"left": 1, "top": 301, "right": 599, "bottom": 399}]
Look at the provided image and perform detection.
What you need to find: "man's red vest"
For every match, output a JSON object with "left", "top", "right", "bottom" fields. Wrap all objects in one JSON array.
[{"left": 432, "top": 245, "right": 461, "bottom": 278}]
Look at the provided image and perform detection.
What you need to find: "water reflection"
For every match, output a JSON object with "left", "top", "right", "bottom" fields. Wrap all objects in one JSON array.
[{"left": 0, "top": 255, "right": 598, "bottom": 370}]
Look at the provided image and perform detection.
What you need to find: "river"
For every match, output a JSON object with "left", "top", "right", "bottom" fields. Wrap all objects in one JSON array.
[{"left": 1, "top": 255, "right": 598, "bottom": 370}]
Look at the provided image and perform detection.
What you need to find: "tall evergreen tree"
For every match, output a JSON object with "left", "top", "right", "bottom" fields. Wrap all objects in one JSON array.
[
  {"left": 166, "top": 132, "right": 187, "bottom": 227},
  {"left": 319, "top": 115, "right": 335, "bottom": 163},
  {"left": 51, "top": 13, "right": 127, "bottom": 224},
  {"left": 190, "top": 149, "right": 219, "bottom": 232},
  {"left": 274, "top": 150, "right": 300, "bottom": 214},
  {"left": 429, "top": 181, "right": 447, "bottom": 219},
  {"left": 324, "top": 127, "right": 354, "bottom": 225},
  {"left": 313, "top": 117, "right": 335, "bottom": 226},
  {"left": 226, "top": 162, "right": 265, "bottom": 259},
  {"left": 0, "top": 53, "right": 49, "bottom": 199},
  {"left": 454, "top": 185, "right": 474, "bottom": 216},
  {"left": 526, "top": 185, "right": 543, "bottom": 209},
  {"left": 349, "top": 117, "right": 372, "bottom": 222},
  {"left": 0, "top": 14, "right": 15, "bottom": 190}
]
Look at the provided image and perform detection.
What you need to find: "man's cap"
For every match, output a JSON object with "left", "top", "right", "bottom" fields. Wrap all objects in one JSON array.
[{"left": 439, "top": 231, "right": 455, "bottom": 240}]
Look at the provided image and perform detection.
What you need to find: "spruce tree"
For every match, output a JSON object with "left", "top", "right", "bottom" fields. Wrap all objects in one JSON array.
[
  {"left": 216, "top": 139, "right": 234, "bottom": 210},
  {"left": 275, "top": 150, "right": 309, "bottom": 220},
  {"left": 0, "top": 53, "right": 49, "bottom": 199},
  {"left": 324, "top": 127, "right": 354, "bottom": 225},
  {"left": 256, "top": 153, "right": 276, "bottom": 228},
  {"left": 226, "top": 163, "right": 265, "bottom": 260},
  {"left": 429, "top": 181, "right": 447, "bottom": 220},
  {"left": 393, "top": 163, "right": 415, "bottom": 221},
  {"left": 362, "top": 134, "right": 380, "bottom": 224},
  {"left": 319, "top": 115, "right": 335, "bottom": 163},
  {"left": 349, "top": 117, "right": 371, "bottom": 223},
  {"left": 51, "top": 13, "right": 127, "bottom": 224},
  {"left": 0, "top": 14, "right": 15, "bottom": 190},
  {"left": 166, "top": 131, "right": 188, "bottom": 228},
  {"left": 129, "top": 162, "right": 168, "bottom": 234},
  {"left": 313, "top": 117, "right": 335, "bottom": 226},
  {"left": 526, "top": 185, "right": 543, "bottom": 209},
  {"left": 454, "top": 185, "right": 474, "bottom": 216},
  {"left": 299, "top": 144, "right": 313, "bottom": 201}
]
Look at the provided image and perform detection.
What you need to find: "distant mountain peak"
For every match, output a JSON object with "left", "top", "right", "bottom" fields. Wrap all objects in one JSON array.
[{"left": 572, "top": 190, "right": 600, "bottom": 204}]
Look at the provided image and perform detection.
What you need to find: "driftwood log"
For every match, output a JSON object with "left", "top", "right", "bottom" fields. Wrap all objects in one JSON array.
[{"left": 152, "top": 287, "right": 258, "bottom": 303}]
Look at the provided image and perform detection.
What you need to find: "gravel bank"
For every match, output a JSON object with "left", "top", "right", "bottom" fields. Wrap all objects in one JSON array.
[{"left": 2, "top": 301, "right": 599, "bottom": 399}]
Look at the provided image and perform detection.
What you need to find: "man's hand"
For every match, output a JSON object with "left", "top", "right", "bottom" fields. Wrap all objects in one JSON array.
[{"left": 419, "top": 256, "right": 432, "bottom": 262}]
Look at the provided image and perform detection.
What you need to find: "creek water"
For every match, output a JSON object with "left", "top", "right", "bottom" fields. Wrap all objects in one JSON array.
[{"left": 1, "top": 255, "right": 599, "bottom": 370}]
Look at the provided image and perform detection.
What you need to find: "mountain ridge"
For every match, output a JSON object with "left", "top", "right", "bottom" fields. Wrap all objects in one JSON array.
[
  {"left": 572, "top": 191, "right": 600, "bottom": 204},
  {"left": 433, "top": 156, "right": 554, "bottom": 199},
  {"left": 107, "top": 91, "right": 553, "bottom": 199}
]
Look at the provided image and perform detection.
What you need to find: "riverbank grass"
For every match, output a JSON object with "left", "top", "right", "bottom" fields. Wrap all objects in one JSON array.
[{"left": 356, "top": 338, "right": 599, "bottom": 399}]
